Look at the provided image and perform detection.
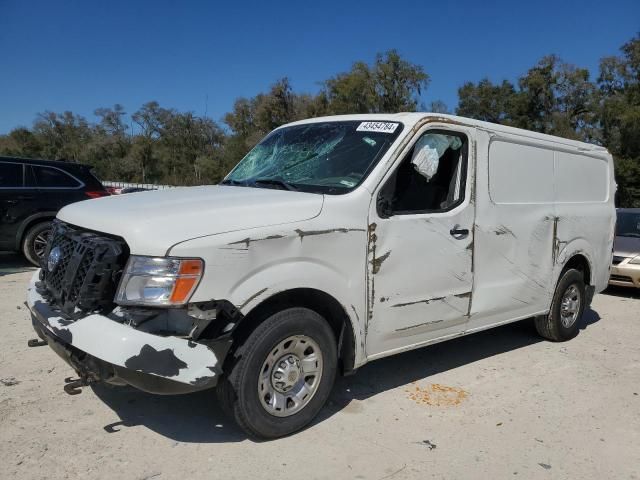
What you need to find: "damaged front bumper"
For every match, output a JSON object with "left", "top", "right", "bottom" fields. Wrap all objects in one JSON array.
[{"left": 26, "top": 271, "right": 228, "bottom": 394}]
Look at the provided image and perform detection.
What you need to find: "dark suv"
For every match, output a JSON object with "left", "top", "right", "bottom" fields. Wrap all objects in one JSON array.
[{"left": 0, "top": 157, "right": 109, "bottom": 265}]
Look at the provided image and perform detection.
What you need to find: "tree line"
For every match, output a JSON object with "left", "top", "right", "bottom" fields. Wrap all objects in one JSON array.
[{"left": 1, "top": 34, "right": 638, "bottom": 206}]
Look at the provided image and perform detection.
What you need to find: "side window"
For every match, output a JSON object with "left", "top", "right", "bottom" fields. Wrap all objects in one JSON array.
[
  {"left": 32, "top": 166, "right": 81, "bottom": 188},
  {"left": 378, "top": 130, "right": 468, "bottom": 216},
  {"left": 0, "top": 162, "right": 24, "bottom": 188}
]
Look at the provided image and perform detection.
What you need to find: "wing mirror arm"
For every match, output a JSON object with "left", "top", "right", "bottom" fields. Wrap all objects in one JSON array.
[{"left": 377, "top": 194, "right": 393, "bottom": 219}]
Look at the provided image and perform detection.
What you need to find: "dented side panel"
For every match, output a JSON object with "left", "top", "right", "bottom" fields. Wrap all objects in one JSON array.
[
  {"left": 364, "top": 124, "right": 476, "bottom": 357},
  {"left": 468, "top": 131, "right": 614, "bottom": 330},
  {"left": 469, "top": 132, "right": 556, "bottom": 326},
  {"left": 169, "top": 188, "right": 373, "bottom": 368},
  {"left": 552, "top": 150, "right": 616, "bottom": 292}
]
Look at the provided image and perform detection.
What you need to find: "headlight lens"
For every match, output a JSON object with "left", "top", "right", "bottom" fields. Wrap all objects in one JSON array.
[
  {"left": 115, "top": 256, "right": 204, "bottom": 306},
  {"left": 629, "top": 256, "right": 640, "bottom": 265}
]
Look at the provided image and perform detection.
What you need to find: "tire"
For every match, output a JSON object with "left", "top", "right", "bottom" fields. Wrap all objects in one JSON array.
[
  {"left": 216, "top": 307, "right": 337, "bottom": 439},
  {"left": 22, "top": 221, "right": 53, "bottom": 267},
  {"left": 535, "top": 268, "right": 586, "bottom": 342}
]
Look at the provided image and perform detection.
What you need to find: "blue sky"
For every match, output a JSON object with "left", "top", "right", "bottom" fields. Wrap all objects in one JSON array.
[{"left": 0, "top": 0, "right": 638, "bottom": 134}]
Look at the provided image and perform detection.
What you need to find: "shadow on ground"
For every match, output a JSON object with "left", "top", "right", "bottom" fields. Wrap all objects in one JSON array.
[
  {"left": 602, "top": 284, "right": 640, "bottom": 299},
  {"left": 91, "top": 308, "right": 601, "bottom": 443},
  {"left": 0, "top": 252, "right": 36, "bottom": 276}
]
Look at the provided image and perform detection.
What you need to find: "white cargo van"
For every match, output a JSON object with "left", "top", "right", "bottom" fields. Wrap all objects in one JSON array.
[{"left": 26, "top": 113, "right": 616, "bottom": 438}]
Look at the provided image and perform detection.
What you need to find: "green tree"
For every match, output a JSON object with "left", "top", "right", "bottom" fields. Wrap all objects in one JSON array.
[
  {"left": 323, "top": 50, "right": 429, "bottom": 114},
  {"left": 223, "top": 78, "right": 308, "bottom": 165},
  {"left": 131, "top": 101, "right": 165, "bottom": 182},
  {"left": 86, "top": 104, "right": 132, "bottom": 179},
  {"left": 598, "top": 34, "right": 640, "bottom": 206},
  {"left": 456, "top": 56, "right": 599, "bottom": 143},
  {"left": 512, "top": 56, "right": 598, "bottom": 140},
  {"left": 1, "top": 40, "right": 638, "bottom": 202},
  {"left": 457, "top": 79, "right": 517, "bottom": 123},
  {"left": 0, "top": 127, "right": 43, "bottom": 157},
  {"left": 32, "top": 111, "right": 93, "bottom": 161}
]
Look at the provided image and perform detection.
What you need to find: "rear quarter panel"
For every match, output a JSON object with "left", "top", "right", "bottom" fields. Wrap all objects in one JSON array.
[{"left": 553, "top": 152, "right": 616, "bottom": 292}]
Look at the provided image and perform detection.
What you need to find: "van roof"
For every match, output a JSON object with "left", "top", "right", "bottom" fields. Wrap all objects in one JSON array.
[{"left": 283, "top": 112, "right": 609, "bottom": 154}]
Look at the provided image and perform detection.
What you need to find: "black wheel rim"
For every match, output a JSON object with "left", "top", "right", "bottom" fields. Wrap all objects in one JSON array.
[{"left": 33, "top": 231, "right": 50, "bottom": 259}]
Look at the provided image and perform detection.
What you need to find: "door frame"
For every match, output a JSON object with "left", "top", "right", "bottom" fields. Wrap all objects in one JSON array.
[{"left": 364, "top": 121, "right": 477, "bottom": 359}]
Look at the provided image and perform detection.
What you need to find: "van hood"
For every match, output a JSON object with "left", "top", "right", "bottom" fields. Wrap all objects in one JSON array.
[{"left": 58, "top": 185, "right": 324, "bottom": 256}]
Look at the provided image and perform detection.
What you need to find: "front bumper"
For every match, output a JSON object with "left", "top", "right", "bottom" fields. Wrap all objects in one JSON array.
[
  {"left": 609, "top": 261, "right": 640, "bottom": 288},
  {"left": 26, "top": 271, "right": 225, "bottom": 394}
]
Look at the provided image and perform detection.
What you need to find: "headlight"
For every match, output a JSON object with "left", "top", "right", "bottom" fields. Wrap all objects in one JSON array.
[
  {"left": 115, "top": 256, "right": 204, "bottom": 306},
  {"left": 629, "top": 256, "right": 640, "bottom": 265}
]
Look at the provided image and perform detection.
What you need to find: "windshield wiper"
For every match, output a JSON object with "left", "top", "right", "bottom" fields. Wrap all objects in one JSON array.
[
  {"left": 220, "top": 179, "right": 247, "bottom": 186},
  {"left": 252, "top": 178, "right": 298, "bottom": 191}
]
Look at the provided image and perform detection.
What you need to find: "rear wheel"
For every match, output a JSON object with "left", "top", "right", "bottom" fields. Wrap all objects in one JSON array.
[
  {"left": 535, "top": 268, "right": 585, "bottom": 341},
  {"left": 216, "top": 307, "right": 337, "bottom": 439},
  {"left": 22, "top": 221, "right": 52, "bottom": 266}
]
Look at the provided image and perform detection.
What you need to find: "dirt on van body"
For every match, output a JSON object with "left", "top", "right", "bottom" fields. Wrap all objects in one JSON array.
[{"left": 1, "top": 253, "right": 639, "bottom": 479}]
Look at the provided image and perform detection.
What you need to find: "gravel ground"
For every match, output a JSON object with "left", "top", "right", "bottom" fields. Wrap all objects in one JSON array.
[{"left": 1, "top": 252, "right": 639, "bottom": 479}]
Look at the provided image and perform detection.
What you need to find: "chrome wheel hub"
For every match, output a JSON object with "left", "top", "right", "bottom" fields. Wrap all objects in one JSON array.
[
  {"left": 258, "top": 335, "right": 323, "bottom": 417},
  {"left": 272, "top": 355, "right": 302, "bottom": 393},
  {"left": 560, "top": 284, "right": 581, "bottom": 328}
]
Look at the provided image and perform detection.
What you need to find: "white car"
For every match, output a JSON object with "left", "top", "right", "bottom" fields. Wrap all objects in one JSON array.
[{"left": 26, "top": 113, "right": 616, "bottom": 439}]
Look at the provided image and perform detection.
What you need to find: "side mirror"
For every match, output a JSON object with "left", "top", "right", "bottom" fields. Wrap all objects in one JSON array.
[{"left": 377, "top": 193, "right": 393, "bottom": 218}]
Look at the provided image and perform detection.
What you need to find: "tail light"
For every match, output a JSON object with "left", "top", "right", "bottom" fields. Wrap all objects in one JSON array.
[{"left": 85, "top": 190, "right": 110, "bottom": 199}]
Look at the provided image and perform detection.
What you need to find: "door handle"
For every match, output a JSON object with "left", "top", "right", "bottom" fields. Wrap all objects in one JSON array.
[{"left": 450, "top": 226, "right": 469, "bottom": 239}]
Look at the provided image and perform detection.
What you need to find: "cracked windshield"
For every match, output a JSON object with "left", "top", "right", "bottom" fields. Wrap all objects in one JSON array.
[{"left": 223, "top": 121, "right": 403, "bottom": 194}]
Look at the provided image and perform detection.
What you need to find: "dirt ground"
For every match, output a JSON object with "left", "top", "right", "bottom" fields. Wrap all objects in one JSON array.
[{"left": 1, "top": 251, "right": 639, "bottom": 479}]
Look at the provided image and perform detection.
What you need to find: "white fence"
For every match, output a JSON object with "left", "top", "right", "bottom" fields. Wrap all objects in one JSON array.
[{"left": 102, "top": 181, "right": 176, "bottom": 192}]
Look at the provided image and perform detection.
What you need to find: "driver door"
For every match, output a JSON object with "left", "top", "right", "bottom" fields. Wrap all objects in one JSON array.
[{"left": 366, "top": 125, "right": 476, "bottom": 357}]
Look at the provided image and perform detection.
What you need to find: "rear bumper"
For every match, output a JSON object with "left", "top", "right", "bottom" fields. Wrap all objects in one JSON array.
[
  {"left": 609, "top": 262, "right": 640, "bottom": 288},
  {"left": 26, "top": 271, "right": 226, "bottom": 394}
]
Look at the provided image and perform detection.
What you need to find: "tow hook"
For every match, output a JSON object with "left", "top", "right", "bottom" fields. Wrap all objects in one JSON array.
[
  {"left": 63, "top": 376, "right": 92, "bottom": 395},
  {"left": 27, "top": 338, "right": 47, "bottom": 347}
]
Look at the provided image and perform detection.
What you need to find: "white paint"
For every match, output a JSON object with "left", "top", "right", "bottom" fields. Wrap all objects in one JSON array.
[
  {"left": 57, "top": 185, "right": 323, "bottom": 256},
  {"left": 364, "top": 124, "right": 475, "bottom": 356},
  {"left": 44, "top": 112, "right": 616, "bottom": 376},
  {"left": 555, "top": 151, "right": 609, "bottom": 203},
  {"left": 489, "top": 141, "right": 555, "bottom": 204}
]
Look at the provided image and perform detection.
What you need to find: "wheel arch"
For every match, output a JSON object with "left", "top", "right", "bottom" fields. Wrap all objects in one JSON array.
[
  {"left": 561, "top": 253, "right": 592, "bottom": 285},
  {"left": 15, "top": 212, "right": 57, "bottom": 250},
  {"left": 555, "top": 238, "right": 596, "bottom": 286},
  {"left": 555, "top": 250, "right": 595, "bottom": 307},
  {"left": 230, "top": 288, "right": 358, "bottom": 376}
]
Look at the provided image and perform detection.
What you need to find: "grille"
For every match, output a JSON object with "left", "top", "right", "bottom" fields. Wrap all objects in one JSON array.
[
  {"left": 40, "top": 221, "right": 128, "bottom": 318},
  {"left": 612, "top": 256, "right": 626, "bottom": 265}
]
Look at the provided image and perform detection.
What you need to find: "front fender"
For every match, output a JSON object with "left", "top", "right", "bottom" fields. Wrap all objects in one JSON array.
[
  {"left": 228, "top": 258, "right": 352, "bottom": 312},
  {"left": 169, "top": 224, "right": 369, "bottom": 367}
]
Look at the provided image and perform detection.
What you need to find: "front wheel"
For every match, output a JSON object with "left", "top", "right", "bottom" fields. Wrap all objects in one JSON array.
[
  {"left": 217, "top": 307, "right": 337, "bottom": 439},
  {"left": 535, "top": 268, "right": 586, "bottom": 341}
]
